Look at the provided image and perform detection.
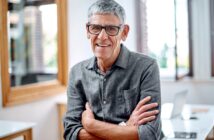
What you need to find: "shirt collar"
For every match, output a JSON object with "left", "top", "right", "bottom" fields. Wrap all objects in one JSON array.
[
  {"left": 86, "top": 44, "right": 130, "bottom": 70},
  {"left": 86, "top": 56, "right": 96, "bottom": 70},
  {"left": 114, "top": 44, "right": 130, "bottom": 69}
]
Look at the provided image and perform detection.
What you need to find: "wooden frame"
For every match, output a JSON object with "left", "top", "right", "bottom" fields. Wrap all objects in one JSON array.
[
  {"left": 57, "top": 102, "right": 67, "bottom": 140},
  {"left": 0, "top": 128, "right": 32, "bottom": 140},
  {"left": 0, "top": 0, "right": 68, "bottom": 107}
]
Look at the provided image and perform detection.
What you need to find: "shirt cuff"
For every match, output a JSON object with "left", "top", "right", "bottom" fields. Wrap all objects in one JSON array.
[{"left": 71, "top": 127, "right": 82, "bottom": 140}]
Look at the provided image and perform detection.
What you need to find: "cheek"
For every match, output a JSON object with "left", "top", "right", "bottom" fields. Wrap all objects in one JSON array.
[
  {"left": 89, "top": 37, "right": 96, "bottom": 51},
  {"left": 111, "top": 37, "right": 118, "bottom": 44},
  {"left": 113, "top": 37, "right": 121, "bottom": 46}
]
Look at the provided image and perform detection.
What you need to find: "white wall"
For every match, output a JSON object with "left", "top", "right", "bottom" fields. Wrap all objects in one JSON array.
[
  {"left": 0, "top": 94, "right": 66, "bottom": 140},
  {"left": 0, "top": 0, "right": 214, "bottom": 140},
  {"left": 161, "top": 81, "right": 214, "bottom": 105}
]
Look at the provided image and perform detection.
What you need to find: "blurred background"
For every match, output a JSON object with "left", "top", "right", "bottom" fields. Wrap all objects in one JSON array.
[{"left": 0, "top": 0, "right": 214, "bottom": 140}]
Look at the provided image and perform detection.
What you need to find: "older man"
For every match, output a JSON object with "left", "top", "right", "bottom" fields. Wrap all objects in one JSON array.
[{"left": 63, "top": 0, "right": 161, "bottom": 140}]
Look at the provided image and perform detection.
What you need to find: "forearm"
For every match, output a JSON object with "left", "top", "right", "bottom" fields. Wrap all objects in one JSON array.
[
  {"left": 84, "top": 119, "right": 139, "bottom": 140},
  {"left": 78, "top": 128, "right": 103, "bottom": 140}
]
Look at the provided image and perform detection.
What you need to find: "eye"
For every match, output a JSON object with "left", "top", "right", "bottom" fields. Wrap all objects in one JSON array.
[
  {"left": 90, "top": 25, "right": 101, "bottom": 32},
  {"left": 106, "top": 26, "right": 119, "bottom": 35}
]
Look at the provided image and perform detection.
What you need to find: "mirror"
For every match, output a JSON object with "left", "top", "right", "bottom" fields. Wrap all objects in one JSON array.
[
  {"left": 0, "top": 0, "right": 68, "bottom": 107},
  {"left": 8, "top": 0, "right": 58, "bottom": 87}
]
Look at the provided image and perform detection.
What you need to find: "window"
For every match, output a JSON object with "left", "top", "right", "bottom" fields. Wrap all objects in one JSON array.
[
  {"left": 136, "top": 0, "right": 192, "bottom": 80},
  {"left": 210, "top": 0, "right": 214, "bottom": 76},
  {"left": 0, "top": 0, "right": 68, "bottom": 107},
  {"left": 175, "top": 0, "right": 193, "bottom": 79}
]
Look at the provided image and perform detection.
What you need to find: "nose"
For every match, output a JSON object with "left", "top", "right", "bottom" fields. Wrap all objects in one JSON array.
[{"left": 97, "top": 28, "right": 108, "bottom": 40}]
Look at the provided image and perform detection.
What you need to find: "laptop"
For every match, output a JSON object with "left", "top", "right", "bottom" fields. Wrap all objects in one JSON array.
[
  {"left": 170, "top": 89, "right": 188, "bottom": 118},
  {"left": 162, "top": 90, "right": 188, "bottom": 119}
]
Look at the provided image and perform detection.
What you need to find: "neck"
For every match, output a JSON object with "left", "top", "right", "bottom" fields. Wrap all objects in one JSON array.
[
  {"left": 97, "top": 46, "right": 121, "bottom": 73},
  {"left": 97, "top": 60, "right": 112, "bottom": 73}
]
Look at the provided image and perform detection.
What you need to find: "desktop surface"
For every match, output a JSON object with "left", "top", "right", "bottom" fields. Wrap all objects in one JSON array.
[
  {"left": 161, "top": 103, "right": 214, "bottom": 140},
  {"left": 0, "top": 120, "right": 35, "bottom": 138}
]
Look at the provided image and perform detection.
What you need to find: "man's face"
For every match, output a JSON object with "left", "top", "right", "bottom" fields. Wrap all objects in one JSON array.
[{"left": 86, "top": 14, "right": 129, "bottom": 61}]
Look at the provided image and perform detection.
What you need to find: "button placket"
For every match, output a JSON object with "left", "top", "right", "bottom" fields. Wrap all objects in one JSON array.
[
  {"left": 102, "top": 77, "right": 107, "bottom": 120},
  {"left": 102, "top": 77, "right": 107, "bottom": 105}
]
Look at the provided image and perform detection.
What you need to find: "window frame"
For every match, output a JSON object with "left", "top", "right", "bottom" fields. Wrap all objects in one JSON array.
[
  {"left": 135, "top": 0, "right": 193, "bottom": 80},
  {"left": 0, "top": 0, "right": 68, "bottom": 107},
  {"left": 188, "top": 0, "right": 194, "bottom": 78},
  {"left": 210, "top": 0, "right": 214, "bottom": 76},
  {"left": 175, "top": 0, "right": 193, "bottom": 80}
]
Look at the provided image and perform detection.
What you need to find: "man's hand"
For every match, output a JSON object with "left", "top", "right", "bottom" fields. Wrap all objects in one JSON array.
[
  {"left": 80, "top": 103, "right": 104, "bottom": 140},
  {"left": 126, "top": 96, "right": 159, "bottom": 126},
  {"left": 81, "top": 102, "right": 95, "bottom": 130}
]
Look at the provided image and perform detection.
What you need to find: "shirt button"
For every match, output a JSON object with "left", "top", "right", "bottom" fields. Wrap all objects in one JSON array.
[
  {"left": 103, "top": 100, "right": 107, "bottom": 104},
  {"left": 103, "top": 78, "right": 106, "bottom": 82}
]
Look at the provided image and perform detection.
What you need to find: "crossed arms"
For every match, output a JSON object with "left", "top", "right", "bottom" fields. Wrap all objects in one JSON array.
[
  {"left": 63, "top": 88, "right": 161, "bottom": 140},
  {"left": 79, "top": 97, "right": 159, "bottom": 140}
]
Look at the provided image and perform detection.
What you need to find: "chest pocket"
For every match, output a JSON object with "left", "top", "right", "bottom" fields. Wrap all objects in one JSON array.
[{"left": 122, "top": 88, "right": 140, "bottom": 115}]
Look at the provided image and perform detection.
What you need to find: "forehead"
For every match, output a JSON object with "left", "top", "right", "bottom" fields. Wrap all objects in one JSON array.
[{"left": 89, "top": 14, "right": 121, "bottom": 25}]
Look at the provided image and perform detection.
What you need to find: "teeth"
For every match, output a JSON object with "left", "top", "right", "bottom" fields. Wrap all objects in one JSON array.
[{"left": 97, "top": 44, "right": 109, "bottom": 47}]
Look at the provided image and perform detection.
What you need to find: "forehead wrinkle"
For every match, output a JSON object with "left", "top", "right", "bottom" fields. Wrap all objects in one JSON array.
[{"left": 89, "top": 14, "right": 121, "bottom": 26}]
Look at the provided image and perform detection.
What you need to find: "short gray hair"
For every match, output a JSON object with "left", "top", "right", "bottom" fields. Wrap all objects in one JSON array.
[{"left": 88, "top": 0, "right": 126, "bottom": 24}]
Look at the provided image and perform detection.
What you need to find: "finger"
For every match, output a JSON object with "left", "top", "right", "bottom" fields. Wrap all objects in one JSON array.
[
  {"left": 138, "top": 116, "right": 156, "bottom": 125},
  {"left": 137, "top": 102, "right": 158, "bottom": 114},
  {"left": 135, "top": 96, "right": 151, "bottom": 111},
  {"left": 138, "top": 110, "right": 159, "bottom": 120},
  {"left": 81, "top": 110, "right": 86, "bottom": 118},
  {"left": 85, "top": 102, "right": 91, "bottom": 110}
]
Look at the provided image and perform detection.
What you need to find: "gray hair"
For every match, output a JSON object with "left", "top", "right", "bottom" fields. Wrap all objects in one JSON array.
[{"left": 88, "top": 0, "right": 126, "bottom": 24}]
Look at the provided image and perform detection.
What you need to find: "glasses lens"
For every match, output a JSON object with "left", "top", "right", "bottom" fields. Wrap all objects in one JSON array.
[
  {"left": 89, "top": 25, "right": 102, "bottom": 34},
  {"left": 88, "top": 24, "right": 121, "bottom": 36},
  {"left": 106, "top": 26, "right": 119, "bottom": 36}
]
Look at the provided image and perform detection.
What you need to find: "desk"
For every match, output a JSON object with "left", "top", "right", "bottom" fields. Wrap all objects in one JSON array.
[
  {"left": 162, "top": 103, "right": 214, "bottom": 140},
  {"left": 0, "top": 120, "right": 35, "bottom": 140}
]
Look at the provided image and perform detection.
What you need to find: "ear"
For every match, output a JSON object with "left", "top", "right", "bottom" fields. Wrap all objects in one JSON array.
[
  {"left": 121, "top": 25, "right": 129, "bottom": 41},
  {"left": 86, "top": 25, "right": 90, "bottom": 39},
  {"left": 87, "top": 33, "right": 90, "bottom": 39}
]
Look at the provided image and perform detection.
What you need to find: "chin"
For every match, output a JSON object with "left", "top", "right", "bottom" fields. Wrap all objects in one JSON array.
[{"left": 95, "top": 54, "right": 109, "bottom": 61}]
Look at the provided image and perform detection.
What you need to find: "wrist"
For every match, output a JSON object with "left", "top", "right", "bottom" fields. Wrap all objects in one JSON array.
[
  {"left": 84, "top": 118, "right": 95, "bottom": 131},
  {"left": 119, "top": 121, "right": 127, "bottom": 126}
]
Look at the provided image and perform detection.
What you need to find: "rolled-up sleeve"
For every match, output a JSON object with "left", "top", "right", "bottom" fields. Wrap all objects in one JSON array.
[
  {"left": 138, "top": 61, "right": 162, "bottom": 140},
  {"left": 63, "top": 67, "right": 86, "bottom": 140}
]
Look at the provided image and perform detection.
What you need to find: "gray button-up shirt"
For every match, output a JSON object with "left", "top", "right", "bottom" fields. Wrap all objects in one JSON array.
[{"left": 64, "top": 44, "right": 161, "bottom": 140}]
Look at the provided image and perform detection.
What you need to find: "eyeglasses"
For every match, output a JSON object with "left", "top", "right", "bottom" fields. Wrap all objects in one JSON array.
[{"left": 87, "top": 24, "right": 123, "bottom": 36}]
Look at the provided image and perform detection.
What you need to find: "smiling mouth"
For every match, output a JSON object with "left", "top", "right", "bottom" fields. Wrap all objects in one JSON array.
[{"left": 96, "top": 44, "right": 110, "bottom": 47}]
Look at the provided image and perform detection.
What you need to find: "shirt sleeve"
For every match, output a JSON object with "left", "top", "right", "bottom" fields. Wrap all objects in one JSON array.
[
  {"left": 138, "top": 60, "right": 162, "bottom": 140},
  {"left": 63, "top": 67, "right": 86, "bottom": 140}
]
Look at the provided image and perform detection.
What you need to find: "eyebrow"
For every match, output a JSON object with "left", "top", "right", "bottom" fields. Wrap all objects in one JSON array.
[{"left": 88, "top": 24, "right": 122, "bottom": 27}]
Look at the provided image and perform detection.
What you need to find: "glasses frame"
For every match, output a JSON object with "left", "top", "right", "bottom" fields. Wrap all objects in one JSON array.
[{"left": 86, "top": 23, "right": 123, "bottom": 36}]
